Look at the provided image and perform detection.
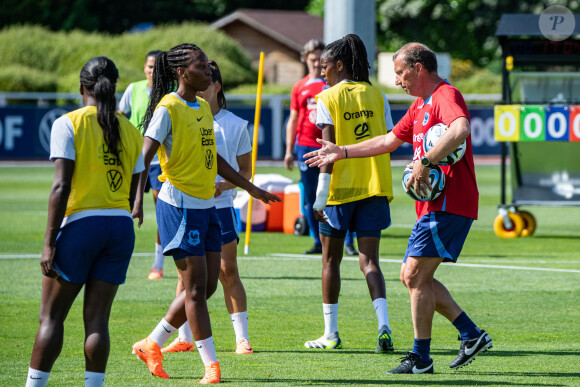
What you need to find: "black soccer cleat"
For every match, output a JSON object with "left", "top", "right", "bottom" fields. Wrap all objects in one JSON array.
[
  {"left": 303, "top": 244, "right": 322, "bottom": 254},
  {"left": 375, "top": 325, "right": 394, "bottom": 353},
  {"left": 450, "top": 330, "right": 493, "bottom": 369},
  {"left": 387, "top": 351, "right": 434, "bottom": 374}
]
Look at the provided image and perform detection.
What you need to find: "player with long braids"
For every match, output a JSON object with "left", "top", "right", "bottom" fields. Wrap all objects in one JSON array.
[
  {"left": 284, "top": 39, "right": 358, "bottom": 256},
  {"left": 130, "top": 44, "right": 280, "bottom": 384},
  {"left": 161, "top": 60, "right": 255, "bottom": 355},
  {"left": 26, "top": 57, "right": 144, "bottom": 387},
  {"left": 302, "top": 34, "right": 396, "bottom": 353}
]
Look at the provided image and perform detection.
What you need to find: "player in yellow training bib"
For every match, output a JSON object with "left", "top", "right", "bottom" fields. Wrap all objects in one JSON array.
[
  {"left": 130, "top": 43, "right": 280, "bottom": 384},
  {"left": 302, "top": 34, "right": 397, "bottom": 354},
  {"left": 26, "top": 57, "right": 144, "bottom": 387}
]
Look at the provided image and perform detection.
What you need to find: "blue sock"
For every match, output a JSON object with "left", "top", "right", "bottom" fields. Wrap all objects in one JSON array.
[
  {"left": 412, "top": 338, "right": 431, "bottom": 363},
  {"left": 452, "top": 311, "right": 481, "bottom": 341}
]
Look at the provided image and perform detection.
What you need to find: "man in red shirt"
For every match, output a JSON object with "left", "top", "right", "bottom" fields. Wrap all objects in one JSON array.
[
  {"left": 285, "top": 39, "right": 356, "bottom": 255},
  {"left": 304, "top": 43, "right": 492, "bottom": 374}
]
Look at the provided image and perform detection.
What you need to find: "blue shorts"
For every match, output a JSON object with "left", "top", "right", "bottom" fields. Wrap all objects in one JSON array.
[
  {"left": 404, "top": 212, "right": 473, "bottom": 263},
  {"left": 320, "top": 196, "right": 391, "bottom": 238},
  {"left": 216, "top": 207, "right": 239, "bottom": 245},
  {"left": 53, "top": 216, "right": 134, "bottom": 285},
  {"left": 145, "top": 163, "right": 163, "bottom": 192},
  {"left": 156, "top": 199, "right": 221, "bottom": 260}
]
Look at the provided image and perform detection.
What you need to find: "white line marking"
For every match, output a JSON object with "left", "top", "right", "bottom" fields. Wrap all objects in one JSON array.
[
  {"left": 266, "top": 254, "right": 580, "bottom": 273},
  {"left": 2, "top": 253, "right": 579, "bottom": 273}
]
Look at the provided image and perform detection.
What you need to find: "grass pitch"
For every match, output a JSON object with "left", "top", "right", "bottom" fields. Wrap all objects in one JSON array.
[{"left": 1, "top": 163, "right": 579, "bottom": 386}]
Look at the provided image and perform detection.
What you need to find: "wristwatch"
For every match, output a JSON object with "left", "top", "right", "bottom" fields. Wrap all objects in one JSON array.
[{"left": 420, "top": 155, "right": 436, "bottom": 168}]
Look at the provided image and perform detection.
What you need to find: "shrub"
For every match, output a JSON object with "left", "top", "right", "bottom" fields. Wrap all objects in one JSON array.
[
  {"left": 0, "top": 66, "right": 57, "bottom": 92},
  {"left": 0, "top": 23, "right": 256, "bottom": 93}
]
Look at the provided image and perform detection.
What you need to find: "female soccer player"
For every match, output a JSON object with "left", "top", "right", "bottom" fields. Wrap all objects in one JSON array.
[
  {"left": 130, "top": 44, "right": 279, "bottom": 384},
  {"left": 161, "top": 60, "right": 254, "bottom": 355},
  {"left": 118, "top": 49, "right": 167, "bottom": 280},
  {"left": 284, "top": 39, "right": 357, "bottom": 256},
  {"left": 26, "top": 57, "right": 144, "bottom": 387},
  {"left": 302, "top": 34, "right": 397, "bottom": 353}
]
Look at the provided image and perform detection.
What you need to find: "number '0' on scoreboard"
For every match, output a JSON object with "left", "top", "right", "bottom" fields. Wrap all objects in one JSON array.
[{"left": 494, "top": 105, "right": 580, "bottom": 142}]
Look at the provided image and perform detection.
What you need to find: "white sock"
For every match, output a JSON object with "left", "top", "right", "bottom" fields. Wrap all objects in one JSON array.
[
  {"left": 230, "top": 311, "right": 249, "bottom": 342},
  {"left": 323, "top": 303, "right": 338, "bottom": 337},
  {"left": 25, "top": 368, "right": 50, "bottom": 387},
  {"left": 153, "top": 243, "right": 164, "bottom": 269},
  {"left": 178, "top": 321, "right": 193, "bottom": 343},
  {"left": 372, "top": 298, "right": 390, "bottom": 331},
  {"left": 84, "top": 371, "right": 105, "bottom": 387},
  {"left": 149, "top": 318, "right": 177, "bottom": 347},
  {"left": 195, "top": 336, "right": 218, "bottom": 366}
]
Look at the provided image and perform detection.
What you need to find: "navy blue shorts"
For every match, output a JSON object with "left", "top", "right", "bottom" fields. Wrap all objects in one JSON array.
[
  {"left": 320, "top": 196, "right": 391, "bottom": 238},
  {"left": 156, "top": 199, "right": 221, "bottom": 260},
  {"left": 216, "top": 207, "right": 239, "bottom": 245},
  {"left": 148, "top": 164, "right": 163, "bottom": 192},
  {"left": 53, "top": 216, "right": 134, "bottom": 285},
  {"left": 404, "top": 211, "right": 473, "bottom": 263}
]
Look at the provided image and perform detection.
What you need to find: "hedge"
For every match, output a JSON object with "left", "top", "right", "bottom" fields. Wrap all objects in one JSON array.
[{"left": 0, "top": 23, "right": 256, "bottom": 93}]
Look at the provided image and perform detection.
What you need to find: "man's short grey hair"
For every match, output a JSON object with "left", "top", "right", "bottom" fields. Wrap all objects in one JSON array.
[
  {"left": 393, "top": 43, "right": 438, "bottom": 73},
  {"left": 301, "top": 39, "right": 325, "bottom": 62}
]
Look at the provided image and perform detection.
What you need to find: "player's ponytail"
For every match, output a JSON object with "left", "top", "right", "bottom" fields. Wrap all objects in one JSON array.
[
  {"left": 208, "top": 60, "right": 227, "bottom": 109},
  {"left": 80, "top": 56, "right": 121, "bottom": 159}
]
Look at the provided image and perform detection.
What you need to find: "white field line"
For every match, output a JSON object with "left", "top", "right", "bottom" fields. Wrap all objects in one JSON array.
[
  {"left": 266, "top": 254, "right": 580, "bottom": 273},
  {"left": 3, "top": 252, "right": 579, "bottom": 273}
]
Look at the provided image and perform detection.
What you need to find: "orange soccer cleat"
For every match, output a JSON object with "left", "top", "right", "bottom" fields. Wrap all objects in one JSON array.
[
  {"left": 199, "top": 362, "right": 221, "bottom": 384},
  {"left": 148, "top": 267, "right": 163, "bottom": 280},
  {"left": 161, "top": 337, "right": 195, "bottom": 353},
  {"left": 132, "top": 337, "right": 169, "bottom": 379},
  {"left": 235, "top": 338, "right": 253, "bottom": 354}
]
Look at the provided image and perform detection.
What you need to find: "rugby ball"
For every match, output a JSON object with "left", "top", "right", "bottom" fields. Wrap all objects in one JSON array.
[
  {"left": 423, "top": 123, "right": 466, "bottom": 165},
  {"left": 402, "top": 164, "right": 446, "bottom": 202}
]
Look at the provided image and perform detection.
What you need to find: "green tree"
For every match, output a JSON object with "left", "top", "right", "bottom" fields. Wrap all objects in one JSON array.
[
  {"left": 0, "top": 0, "right": 310, "bottom": 33},
  {"left": 377, "top": 0, "right": 580, "bottom": 66},
  {"left": 305, "top": 0, "right": 580, "bottom": 66}
]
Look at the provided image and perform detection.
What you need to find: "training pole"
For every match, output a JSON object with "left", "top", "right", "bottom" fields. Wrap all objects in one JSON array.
[{"left": 244, "top": 51, "right": 265, "bottom": 255}]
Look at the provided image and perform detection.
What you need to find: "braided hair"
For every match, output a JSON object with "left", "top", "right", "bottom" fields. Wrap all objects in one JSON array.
[
  {"left": 322, "top": 34, "right": 371, "bottom": 84},
  {"left": 79, "top": 56, "right": 121, "bottom": 158},
  {"left": 208, "top": 60, "right": 227, "bottom": 109},
  {"left": 142, "top": 43, "right": 202, "bottom": 131}
]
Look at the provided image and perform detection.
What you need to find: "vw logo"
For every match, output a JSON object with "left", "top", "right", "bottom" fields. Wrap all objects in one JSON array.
[
  {"left": 39, "top": 109, "right": 68, "bottom": 153},
  {"left": 106, "top": 170, "right": 123, "bottom": 192},
  {"left": 205, "top": 149, "right": 214, "bottom": 169}
]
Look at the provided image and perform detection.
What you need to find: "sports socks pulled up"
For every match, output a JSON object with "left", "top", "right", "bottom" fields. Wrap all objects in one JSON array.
[
  {"left": 153, "top": 243, "right": 164, "bottom": 269},
  {"left": 195, "top": 336, "right": 218, "bottom": 366},
  {"left": 323, "top": 303, "right": 338, "bottom": 337},
  {"left": 412, "top": 338, "right": 431, "bottom": 363},
  {"left": 149, "top": 318, "right": 177, "bottom": 347},
  {"left": 84, "top": 371, "right": 105, "bottom": 387},
  {"left": 230, "top": 311, "right": 249, "bottom": 342},
  {"left": 25, "top": 368, "right": 50, "bottom": 387},
  {"left": 452, "top": 311, "right": 482, "bottom": 341},
  {"left": 178, "top": 320, "right": 193, "bottom": 343},
  {"left": 372, "top": 297, "right": 390, "bottom": 330}
]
